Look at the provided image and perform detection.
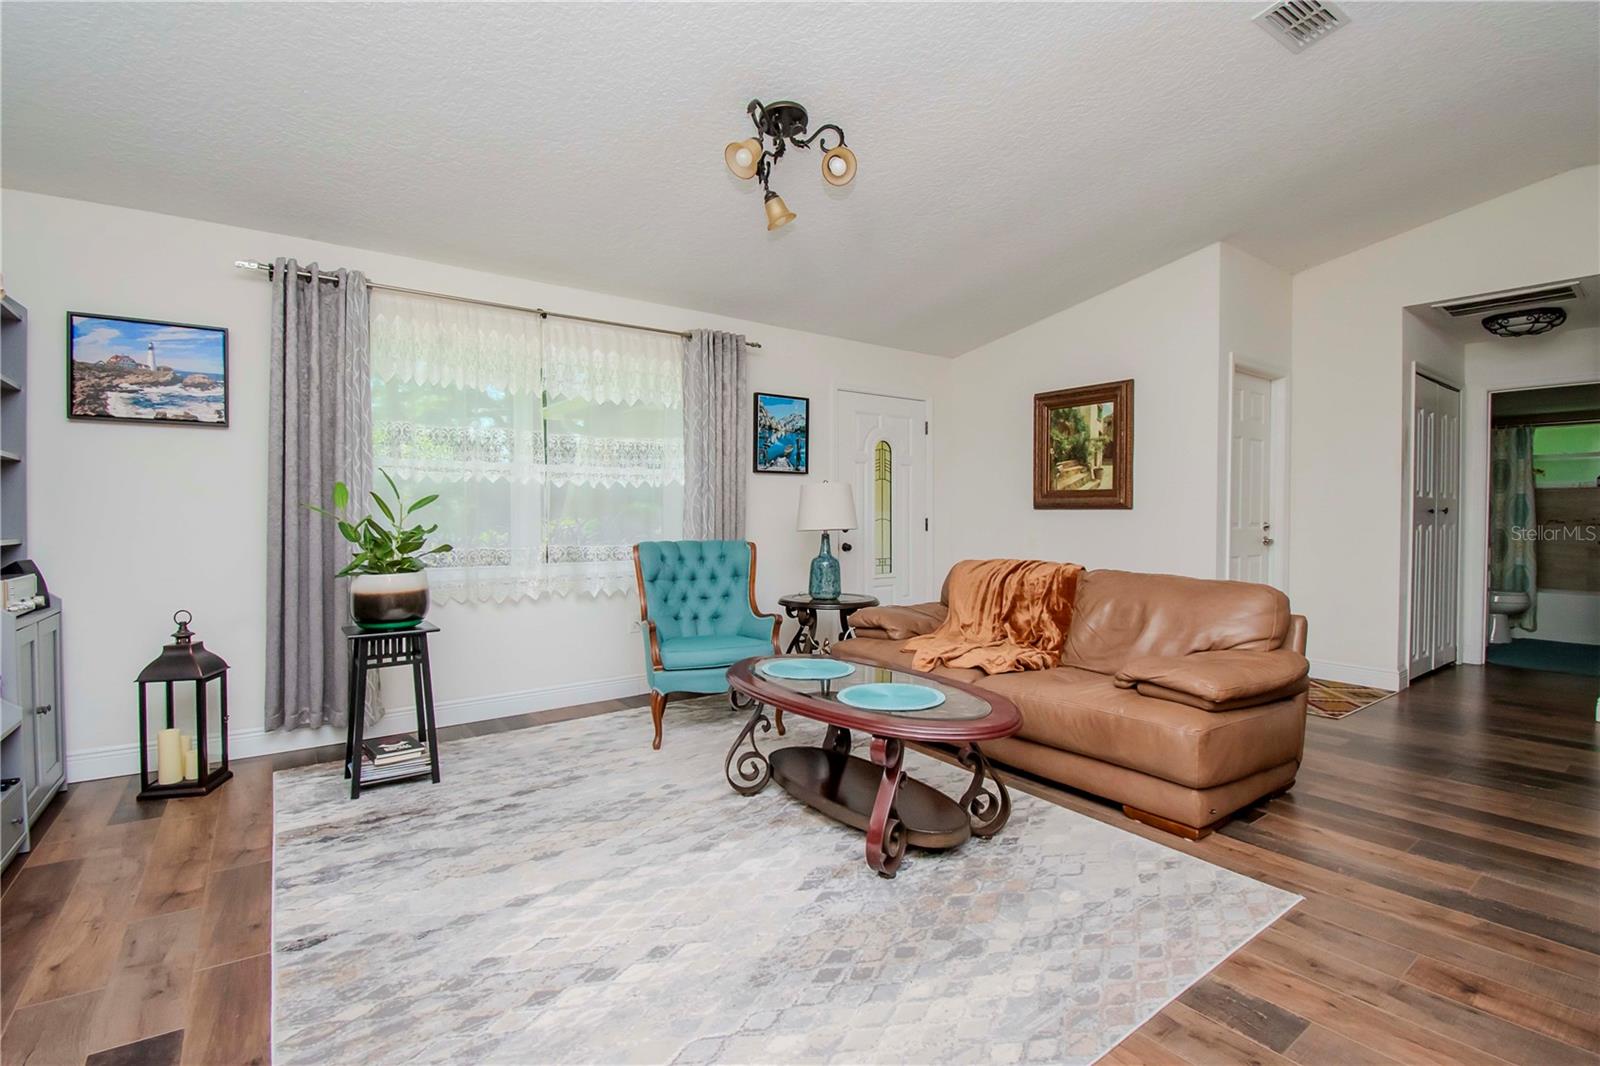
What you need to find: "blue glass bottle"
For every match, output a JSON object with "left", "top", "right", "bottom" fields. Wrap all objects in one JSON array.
[{"left": 808, "top": 532, "right": 841, "bottom": 600}]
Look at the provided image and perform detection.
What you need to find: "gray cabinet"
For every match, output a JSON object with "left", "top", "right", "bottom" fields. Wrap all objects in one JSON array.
[
  {"left": 2, "top": 599, "right": 65, "bottom": 845},
  {"left": 1, "top": 700, "right": 25, "bottom": 867}
]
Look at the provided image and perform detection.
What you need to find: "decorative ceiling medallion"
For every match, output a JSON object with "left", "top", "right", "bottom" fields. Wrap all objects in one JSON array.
[
  {"left": 1481, "top": 307, "right": 1567, "bottom": 337},
  {"left": 723, "top": 99, "right": 855, "bottom": 231}
]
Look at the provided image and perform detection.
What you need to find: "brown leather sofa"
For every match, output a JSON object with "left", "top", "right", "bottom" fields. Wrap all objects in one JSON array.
[{"left": 834, "top": 568, "right": 1309, "bottom": 838}]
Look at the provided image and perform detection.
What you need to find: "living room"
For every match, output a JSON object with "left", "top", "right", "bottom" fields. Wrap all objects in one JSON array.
[{"left": 1, "top": 4, "right": 1597, "bottom": 1065}]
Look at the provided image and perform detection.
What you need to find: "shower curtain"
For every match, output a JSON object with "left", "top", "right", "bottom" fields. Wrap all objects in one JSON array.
[{"left": 1489, "top": 425, "right": 1537, "bottom": 631}]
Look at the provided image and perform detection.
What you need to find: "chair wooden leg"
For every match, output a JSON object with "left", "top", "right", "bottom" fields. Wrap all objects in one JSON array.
[
  {"left": 650, "top": 691, "right": 667, "bottom": 750},
  {"left": 774, "top": 707, "right": 786, "bottom": 736}
]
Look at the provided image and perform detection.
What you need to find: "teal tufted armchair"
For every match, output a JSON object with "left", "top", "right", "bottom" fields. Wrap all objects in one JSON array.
[{"left": 633, "top": 540, "right": 781, "bottom": 749}]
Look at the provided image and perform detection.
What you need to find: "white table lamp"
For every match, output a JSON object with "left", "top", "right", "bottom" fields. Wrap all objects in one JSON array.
[{"left": 797, "top": 481, "right": 858, "bottom": 599}]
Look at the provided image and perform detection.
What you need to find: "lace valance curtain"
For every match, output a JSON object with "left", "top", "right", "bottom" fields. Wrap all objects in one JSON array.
[{"left": 370, "top": 289, "right": 684, "bottom": 602}]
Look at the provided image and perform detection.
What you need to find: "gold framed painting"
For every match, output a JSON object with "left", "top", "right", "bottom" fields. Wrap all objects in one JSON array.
[{"left": 1033, "top": 379, "right": 1133, "bottom": 509}]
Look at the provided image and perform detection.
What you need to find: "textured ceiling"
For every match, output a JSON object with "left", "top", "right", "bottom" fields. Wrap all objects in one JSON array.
[{"left": 3, "top": 2, "right": 1596, "bottom": 356}]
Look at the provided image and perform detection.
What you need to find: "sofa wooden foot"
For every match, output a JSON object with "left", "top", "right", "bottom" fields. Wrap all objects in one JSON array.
[
  {"left": 1122, "top": 805, "right": 1212, "bottom": 840},
  {"left": 650, "top": 691, "right": 667, "bottom": 750}
]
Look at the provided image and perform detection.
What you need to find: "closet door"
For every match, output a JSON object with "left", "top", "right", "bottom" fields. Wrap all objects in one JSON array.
[
  {"left": 1408, "top": 373, "right": 1461, "bottom": 680},
  {"left": 1408, "top": 376, "right": 1438, "bottom": 680},
  {"left": 1430, "top": 380, "right": 1461, "bottom": 670}
]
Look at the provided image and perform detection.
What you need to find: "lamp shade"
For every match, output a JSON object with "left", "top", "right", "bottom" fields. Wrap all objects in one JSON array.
[
  {"left": 797, "top": 481, "right": 857, "bottom": 531},
  {"left": 821, "top": 144, "right": 857, "bottom": 186},
  {"left": 764, "top": 191, "right": 796, "bottom": 230},
  {"left": 724, "top": 138, "right": 762, "bottom": 180}
]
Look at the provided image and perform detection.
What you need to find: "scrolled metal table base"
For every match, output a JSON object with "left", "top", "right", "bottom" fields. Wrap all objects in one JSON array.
[
  {"left": 724, "top": 693, "right": 774, "bottom": 796},
  {"left": 956, "top": 742, "right": 1012, "bottom": 838}
]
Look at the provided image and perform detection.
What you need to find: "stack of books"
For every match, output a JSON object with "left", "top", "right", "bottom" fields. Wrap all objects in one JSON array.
[{"left": 358, "top": 735, "right": 430, "bottom": 781}]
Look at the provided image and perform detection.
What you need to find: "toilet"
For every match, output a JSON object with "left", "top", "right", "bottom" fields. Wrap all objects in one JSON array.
[{"left": 1487, "top": 589, "right": 1532, "bottom": 644}]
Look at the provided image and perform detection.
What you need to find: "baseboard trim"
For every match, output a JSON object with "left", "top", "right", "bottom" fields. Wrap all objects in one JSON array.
[
  {"left": 1309, "top": 659, "right": 1404, "bottom": 691},
  {"left": 65, "top": 673, "right": 649, "bottom": 783}
]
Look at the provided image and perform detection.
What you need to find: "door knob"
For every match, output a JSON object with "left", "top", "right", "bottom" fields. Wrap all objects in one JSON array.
[
  {"left": 1262, "top": 536, "right": 1275, "bottom": 546},
  {"left": 840, "top": 542, "right": 853, "bottom": 552}
]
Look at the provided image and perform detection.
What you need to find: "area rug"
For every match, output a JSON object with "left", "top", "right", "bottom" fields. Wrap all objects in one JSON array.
[
  {"left": 1306, "top": 677, "right": 1396, "bottom": 719},
  {"left": 272, "top": 699, "right": 1298, "bottom": 1065}
]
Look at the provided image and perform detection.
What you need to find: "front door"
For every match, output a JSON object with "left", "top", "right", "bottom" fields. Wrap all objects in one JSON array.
[
  {"left": 834, "top": 390, "right": 930, "bottom": 605},
  {"left": 1227, "top": 369, "right": 1278, "bottom": 585}
]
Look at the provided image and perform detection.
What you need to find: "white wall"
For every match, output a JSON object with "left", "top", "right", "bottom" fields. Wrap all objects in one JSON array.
[
  {"left": 1289, "top": 166, "right": 1599, "bottom": 688},
  {"left": 1462, "top": 326, "right": 1600, "bottom": 655},
  {"left": 2, "top": 191, "right": 950, "bottom": 780},
  {"left": 935, "top": 245, "right": 1226, "bottom": 578}
]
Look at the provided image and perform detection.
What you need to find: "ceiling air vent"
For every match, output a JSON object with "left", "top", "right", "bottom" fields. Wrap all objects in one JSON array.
[
  {"left": 1432, "top": 282, "right": 1586, "bottom": 318},
  {"left": 1254, "top": 1, "right": 1349, "bottom": 53}
]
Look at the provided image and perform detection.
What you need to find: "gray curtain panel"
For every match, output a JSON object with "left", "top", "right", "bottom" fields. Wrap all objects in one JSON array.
[
  {"left": 682, "top": 329, "right": 748, "bottom": 539},
  {"left": 266, "top": 260, "right": 376, "bottom": 731}
]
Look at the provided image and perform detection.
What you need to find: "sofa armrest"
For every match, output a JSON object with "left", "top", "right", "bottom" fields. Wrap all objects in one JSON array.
[
  {"left": 1114, "top": 649, "right": 1309, "bottom": 711},
  {"left": 850, "top": 602, "right": 948, "bottom": 640}
]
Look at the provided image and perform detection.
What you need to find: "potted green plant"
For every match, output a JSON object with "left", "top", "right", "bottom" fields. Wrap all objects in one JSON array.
[{"left": 309, "top": 471, "right": 452, "bottom": 629}]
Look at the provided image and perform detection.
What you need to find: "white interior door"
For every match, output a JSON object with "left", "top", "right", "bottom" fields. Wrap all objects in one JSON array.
[
  {"left": 1409, "top": 373, "right": 1461, "bottom": 679},
  {"left": 1431, "top": 378, "right": 1461, "bottom": 671},
  {"left": 834, "top": 390, "right": 929, "bottom": 604},
  {"left": 1227, "top": 370, "right": 1277, "bottom": 585}
]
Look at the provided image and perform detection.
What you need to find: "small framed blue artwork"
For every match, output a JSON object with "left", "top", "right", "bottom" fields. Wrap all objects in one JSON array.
[
  {"left": 753, "top": 392, "right": 809, "bottom": 474},
  {"left": 68, "top": 313, "right": 229, "bottom": 426}
]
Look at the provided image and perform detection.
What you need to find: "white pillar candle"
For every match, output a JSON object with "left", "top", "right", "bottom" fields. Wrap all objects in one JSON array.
[
  {"left": 183, "top": 740, "right": 200, "bottom": 781},
  {"left": 156, "top": 728, "right": 184, "bottom": 785}
]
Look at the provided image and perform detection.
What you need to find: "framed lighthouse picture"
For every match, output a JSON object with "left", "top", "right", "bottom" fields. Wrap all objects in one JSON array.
[{"left": 68, "top": 313, "right": 229, "bottom": 426}]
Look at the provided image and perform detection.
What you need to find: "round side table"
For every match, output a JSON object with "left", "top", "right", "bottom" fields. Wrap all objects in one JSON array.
[{"left": 778, "top": 593, "right": 880, "bottom": 654}]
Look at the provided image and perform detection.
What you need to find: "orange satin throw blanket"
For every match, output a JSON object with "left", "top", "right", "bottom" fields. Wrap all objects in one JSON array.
[{"left": 905, "top": 559, "right": 1083, "bottom": 675}]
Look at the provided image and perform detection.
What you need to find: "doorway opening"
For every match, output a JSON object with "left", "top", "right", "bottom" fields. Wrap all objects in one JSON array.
[{"left": 1484, "top": 382, "right": 1600, "bottom": 677}]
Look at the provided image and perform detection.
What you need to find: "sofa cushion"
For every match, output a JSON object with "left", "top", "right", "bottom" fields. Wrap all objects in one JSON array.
[
  {"left": 973, "top": 667, "right": 1303, "bottom": 790},
  {"left": 1063, "top": 570, "right": 1292, "bottom": 675},
  {"left": 849, "top": 602, "right": 947, "bottom": 640},
  {"left": 1113, "top": 649, "right": 1309, "bottom": 710},
  {"left": 831, "top": 638, "right": 986, "bottom": 685},
  {"left": 657, "top": 635, "right": 775, "bottom": 671}
]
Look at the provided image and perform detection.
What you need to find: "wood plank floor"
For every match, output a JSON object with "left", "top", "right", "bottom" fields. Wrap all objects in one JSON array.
[{"left": 2, "top": 667, "right": 1595, "bottom": 1066}]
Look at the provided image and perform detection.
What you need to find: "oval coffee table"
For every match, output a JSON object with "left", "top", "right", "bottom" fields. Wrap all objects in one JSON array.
[{"left": 725, "top": 655, "right": 1021, "bottom": 878}]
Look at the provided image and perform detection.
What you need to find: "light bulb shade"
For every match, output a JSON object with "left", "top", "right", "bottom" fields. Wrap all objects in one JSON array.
[
  {"left": 724, "top": 138, "right": 761, "bottom": 180},
  {"left": 764, "top": 191, "right": 796, "bottom": 230},
  {"left": 797, "top": 481, "right": 857, "bottom": 531},
  {"left": 821, "top": 144, "right": 857, "bottom": 186}
]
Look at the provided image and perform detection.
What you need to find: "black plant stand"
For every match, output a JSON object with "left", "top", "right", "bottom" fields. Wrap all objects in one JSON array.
[{"left": 343, "top": 621, "right": 441, "bottom": 799}]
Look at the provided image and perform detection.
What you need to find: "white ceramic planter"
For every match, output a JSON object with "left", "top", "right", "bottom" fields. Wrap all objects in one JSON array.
[{"left": 350, "top": 570, "right": 430, "bottom": 628}]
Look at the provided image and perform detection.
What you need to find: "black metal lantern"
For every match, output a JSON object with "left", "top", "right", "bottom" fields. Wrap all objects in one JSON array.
[{"left": 137, "top": 610, "right": 232, "bottom": 800}]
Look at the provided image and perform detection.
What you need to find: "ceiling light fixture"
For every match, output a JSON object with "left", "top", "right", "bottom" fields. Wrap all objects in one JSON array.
[
  {"left": 1482, "top": 307, "right": 1567, "bottom": 337},
  {"left": 723, "top": 99, "right": 855, "bottom": 230}
]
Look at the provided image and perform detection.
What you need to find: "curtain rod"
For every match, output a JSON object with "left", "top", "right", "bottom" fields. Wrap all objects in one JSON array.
[{"left": 232, "top": 260, "right": 762, "bottom": 349}]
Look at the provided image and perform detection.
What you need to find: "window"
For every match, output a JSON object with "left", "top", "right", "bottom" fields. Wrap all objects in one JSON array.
[
  {"left": 1532, "top": 422, "right": 1600, "bottom": 488},
  {"left": 370, "top": 290, "right": 683, "bottom": 601},
  {"left": 874, "top": 440, "right": 892, "bottom": 576}
]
